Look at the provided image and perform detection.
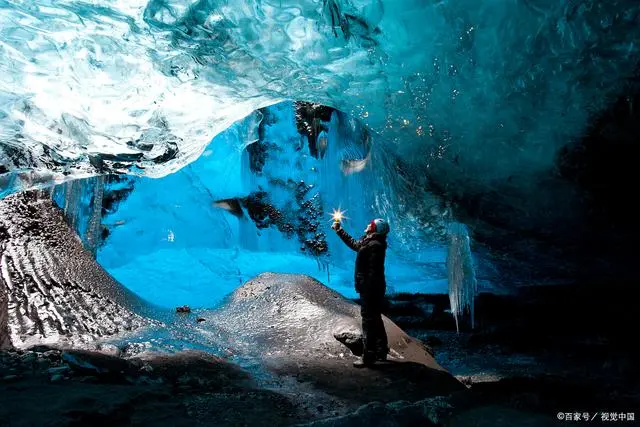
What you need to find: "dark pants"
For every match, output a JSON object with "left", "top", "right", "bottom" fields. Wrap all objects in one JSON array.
[{"left": 359, "top": 290, "right": 388, "bottom": 363}]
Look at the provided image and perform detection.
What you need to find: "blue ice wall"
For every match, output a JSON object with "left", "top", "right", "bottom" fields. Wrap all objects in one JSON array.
[
  {"left": 92, "top": 102, "right": 478, "bottom": 308},
  {"left": 51, "top": 176, "right": 105, "bottom": 257}
]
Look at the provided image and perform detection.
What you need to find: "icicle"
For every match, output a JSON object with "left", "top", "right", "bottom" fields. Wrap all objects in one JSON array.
[
  {"left": 85, "top": 176, "right": 104, "bottom": 258},
  {"left": 63, "top": 179, "right": 82, "bottom": 231},
  {"left": 326, "top": 261, "right": 331, "bottom": 284},
  {"left": 238, "top": 110, "right": 263, "bottom": 252},
  {"left": 446, "top": 221, "right": 477, "bottom": 333},
  {"left": 51, "top": 176, "right": 106, "bottom": 257}
]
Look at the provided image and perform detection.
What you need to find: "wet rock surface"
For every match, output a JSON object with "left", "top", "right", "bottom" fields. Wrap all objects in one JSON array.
[
  {"left": 204, "top": 273, "right": 446, "bottom": 368},
  {"left": 0, "top": 273, "right": 464, "bottom": 426},
  {"left": 332, "top": 331, "right": 363, "bottom": 356},
  {"left": 291, "top": 286, "right": 640, "bottom": 426},
  {"left": 2, "top": 336, "right": 634, "bottom": 427},
  {"left": 1, "top": 263, "right": 637, "bottom": 426},
  {"left": 197, "top": 273, "right": 464, "bottom": 413},
  {"left": 0, "top": 347, "right": 299, "bottom": 427}
]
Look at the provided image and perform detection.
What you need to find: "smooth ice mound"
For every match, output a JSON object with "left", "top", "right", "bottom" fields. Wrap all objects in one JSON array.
[{"left": 1, "top": 0, "right": 639, "bottom": 198}]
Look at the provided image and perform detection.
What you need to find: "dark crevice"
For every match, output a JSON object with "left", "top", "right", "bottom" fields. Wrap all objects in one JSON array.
[{"left": 294, "top": 101, "right": 334, "bottom": 159}]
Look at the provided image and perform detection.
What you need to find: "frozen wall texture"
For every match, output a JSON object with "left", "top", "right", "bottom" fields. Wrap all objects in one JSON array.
[
  {"left": 446, "top": 222, "right": 477, "bottom": 333},
  {"left": 1, "top": 1, "right": 638, "bottom": 188}
]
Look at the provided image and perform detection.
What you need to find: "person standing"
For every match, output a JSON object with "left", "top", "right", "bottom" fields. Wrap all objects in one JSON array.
[{"left": 332, "top": 218, "right": 390, "bottom": 367}]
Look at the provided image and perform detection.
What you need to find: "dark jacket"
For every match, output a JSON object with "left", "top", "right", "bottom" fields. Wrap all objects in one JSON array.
[{"left": 336, "top": 228, "right": 387, "bottom": 295}]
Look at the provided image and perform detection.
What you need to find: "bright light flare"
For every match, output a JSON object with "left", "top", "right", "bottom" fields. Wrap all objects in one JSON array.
[{"left": 330, "top": 208, "right": 348, "bottom": 223}]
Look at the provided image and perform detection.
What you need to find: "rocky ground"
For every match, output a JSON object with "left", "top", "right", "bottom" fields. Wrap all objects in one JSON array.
[
  {"left": 1, "top": 281, "right": 638, "bottom": 427},
  {"left": 388, "top": 286, "right": 640, "bottom": 426},
  {"left": 1, "top": 328, "right": 636, "bottom": 427},
  {"left": 0, "top": 347, "right": 307, "bottom": 427}
]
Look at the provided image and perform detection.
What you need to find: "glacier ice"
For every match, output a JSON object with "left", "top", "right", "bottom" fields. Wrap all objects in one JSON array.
[
  {"left": 51, "top": 175, "right": 105, "bottom": 257},
  {"left": 1, "top": 0, "right": 638, "bottom": 201},
  {"left": 90, "top": 101, "right": 459, "bottom": 307},
  {"left": 446, "top": 221, "right": 477, "bottom": 333}
]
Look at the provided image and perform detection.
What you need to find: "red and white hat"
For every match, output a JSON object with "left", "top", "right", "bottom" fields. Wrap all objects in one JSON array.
[{"left": 369, "top": 218, "right": 390, "bottom": 235}]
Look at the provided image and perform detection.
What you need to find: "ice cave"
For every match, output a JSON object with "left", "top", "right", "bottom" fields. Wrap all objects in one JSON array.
[{"left": 0, "top": 1, "right": 639, "bottom": 426}]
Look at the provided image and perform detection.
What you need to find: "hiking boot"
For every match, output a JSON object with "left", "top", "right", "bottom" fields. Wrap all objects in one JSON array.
[
  {"left": 353, "top": 358, "right": 374, "bottom": 368},
  {"left": 376, "top": 346, "right": 389, "bottom": 361}
]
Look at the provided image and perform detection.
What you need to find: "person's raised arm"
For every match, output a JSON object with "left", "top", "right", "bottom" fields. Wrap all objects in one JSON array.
[{"left": 332, "top": 222, "right": 362, "bottom": 252}]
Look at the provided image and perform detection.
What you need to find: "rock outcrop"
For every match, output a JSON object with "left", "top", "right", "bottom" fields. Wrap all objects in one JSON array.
[
  {"left": 0, "top": 191, "right": 150, "bottom": 349},
  {"left": 201, "top": 273, "right": 464, "bottom": 406},
  {"left": 208, "top": 273, "right": 446, "bottom": 368},
  {"left": 0, "top": 283, "right": 9, "bottom": 350}
]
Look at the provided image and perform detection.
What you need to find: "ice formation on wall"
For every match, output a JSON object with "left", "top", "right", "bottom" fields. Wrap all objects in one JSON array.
[
  {"left": 51, "top": 177, "right": 105, "bottom": 258},
  {"left": 50, "top": 175, "right": 135, "bottom": 258},
  {"left": 446, "top": 221, "right": 477, "bottom": 333}
]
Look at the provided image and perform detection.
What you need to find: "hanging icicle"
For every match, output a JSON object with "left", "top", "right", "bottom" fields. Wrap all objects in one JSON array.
[
  {"left": 63, "top": 179, "right": 82, "bottom": 232},
  {"left": 50, "top": 176, "right": 106, "bottom": 259},
  {"left": 446, "top": 221, "right": 477, "bottom": 333},
  {"left": 85, "top": 176, "right": 105, "bottom": 258}
]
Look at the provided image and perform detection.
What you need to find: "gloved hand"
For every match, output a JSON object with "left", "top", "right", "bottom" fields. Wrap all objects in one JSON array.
[{"left": 331, "top": 221, "right": 341, "bottom": 231}]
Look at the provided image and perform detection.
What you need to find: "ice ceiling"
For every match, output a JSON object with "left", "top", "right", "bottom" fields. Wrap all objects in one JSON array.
[
  {"left": 1, "top": 0, "right": 636, "bottom": 183},
  {"left": 1, "top": 0, "right": 639, "bottom": 282}
]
